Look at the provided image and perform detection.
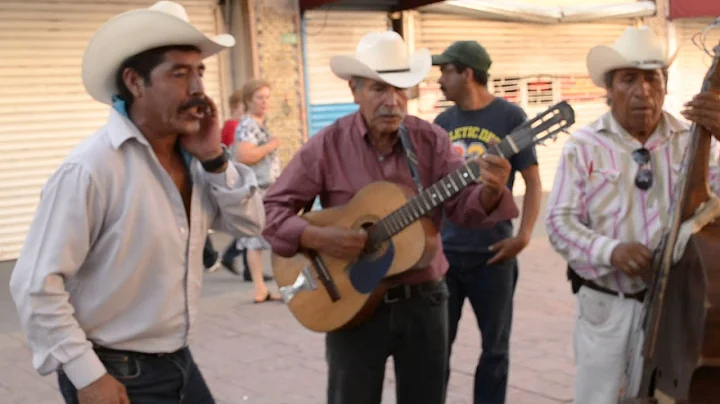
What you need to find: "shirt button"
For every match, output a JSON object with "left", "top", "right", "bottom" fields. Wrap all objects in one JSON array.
[{"left": 180, "top": 227, "right": 186, "bottom": 234}]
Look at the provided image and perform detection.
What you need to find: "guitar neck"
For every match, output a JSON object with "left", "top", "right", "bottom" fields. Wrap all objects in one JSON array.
[
  {"left": 367, "top": 138, "right": 518, "bottom": 246},
  {"left": 365, "top": 100, "right": 575, "bottom": 249}
]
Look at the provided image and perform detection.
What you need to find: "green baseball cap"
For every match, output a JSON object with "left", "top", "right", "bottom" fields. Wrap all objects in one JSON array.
[{"left": 431, "top": 40, "right": 492, "bottom": 73}]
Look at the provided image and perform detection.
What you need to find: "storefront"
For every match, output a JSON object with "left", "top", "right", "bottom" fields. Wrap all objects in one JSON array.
[
  {"left": 412, "top": 2, "right": 654, "bottom": 194},
  {"left": 0, "top": 0, "right": 229, "bottom": 261}
]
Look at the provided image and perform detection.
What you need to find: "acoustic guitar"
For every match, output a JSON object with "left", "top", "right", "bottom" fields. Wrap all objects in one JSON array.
[{"left": 272, "top": 101, "right": 575, "bottom": 332}]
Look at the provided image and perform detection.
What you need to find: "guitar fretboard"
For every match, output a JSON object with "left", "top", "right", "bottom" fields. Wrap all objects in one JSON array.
[{"left": 364, "top": 101, "right": 574, "bottom": 250}]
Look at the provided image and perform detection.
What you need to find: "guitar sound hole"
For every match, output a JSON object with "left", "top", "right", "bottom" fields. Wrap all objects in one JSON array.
[{"left": 358, "top": 221, "right": 380, "bottom": 255}]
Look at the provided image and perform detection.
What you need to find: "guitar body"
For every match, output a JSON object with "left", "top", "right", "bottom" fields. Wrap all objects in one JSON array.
[
  {"left": 634, "top": 221, "right": 720, "bottom": 404},
  {"left": 271, "top": 181, "right": 438, "bottom": 332},
  {"left": 270, "top": 101, "right": 575, "bottom": 333}
]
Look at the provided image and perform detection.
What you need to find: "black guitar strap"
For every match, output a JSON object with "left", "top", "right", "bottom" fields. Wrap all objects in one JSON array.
[{"left": 397, "top": 124, "right": 424, "bottom": 193}]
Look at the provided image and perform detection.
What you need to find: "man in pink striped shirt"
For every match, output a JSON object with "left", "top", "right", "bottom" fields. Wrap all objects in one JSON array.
[
  {"left": 263, "top": 31, "right": 519, "bottom": 404},
  {"left": 546, "top": 27, "right": 720, "bottom": 403}
]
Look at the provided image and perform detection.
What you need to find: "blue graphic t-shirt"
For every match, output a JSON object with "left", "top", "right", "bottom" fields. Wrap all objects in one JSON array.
[{"left": 434, "top": 98, "right": 537, "bottom": 255}]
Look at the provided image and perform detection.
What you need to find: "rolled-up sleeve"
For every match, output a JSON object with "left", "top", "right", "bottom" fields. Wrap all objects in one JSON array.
[
  {"left": 433, "top": 125, "right": 519, "bottom": 227},
  {"left": 9, "top": 163, "right": 107, "bottom": 389},
  {"left": 262, "top": 135, "right": 325, "bottom": 257},
  {"left": 204, "top": 161, "right": 266, "bottom": 239}
]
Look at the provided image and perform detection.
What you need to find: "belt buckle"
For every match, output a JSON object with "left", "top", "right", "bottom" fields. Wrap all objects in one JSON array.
[{"left": 384, "top": 284, "right": 411, "bottom": 304}]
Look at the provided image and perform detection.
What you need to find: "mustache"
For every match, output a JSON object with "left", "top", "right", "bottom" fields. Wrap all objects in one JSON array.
[
  {"left": 375, "top": 107, "right": 404, "bottom": 118},
  {"left": 179, "top": 97, "right": 209, "bottom": 112}
]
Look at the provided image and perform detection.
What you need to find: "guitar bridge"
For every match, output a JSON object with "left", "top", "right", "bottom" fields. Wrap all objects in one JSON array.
[{"left": 279, "top": 266, "right": 317, "bottom": 303}]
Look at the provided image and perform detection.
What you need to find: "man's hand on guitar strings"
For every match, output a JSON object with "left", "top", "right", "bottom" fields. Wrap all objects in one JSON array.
[
  {"left": 474, "top": 153, "right": 511, "bottom": 195},
  {"left": 300, "top": 226, "right": 368, "bottom": 260},
  {"left": 681, "top": 90, "right": 720, "bottom": 140}
]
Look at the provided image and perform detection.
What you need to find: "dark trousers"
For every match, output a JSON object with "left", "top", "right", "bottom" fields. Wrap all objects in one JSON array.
[
  {"left": 58, "top": 346, "right": 214, "bottom": 404},
  {"left": 326, "top": 280, "right": 449, "bottom": 404},
  {"left": 444, "top": 252, "right": 518, "bottom": 404},
  {"left": 203, "top": 237, "right": 246, "bottom": 272}
]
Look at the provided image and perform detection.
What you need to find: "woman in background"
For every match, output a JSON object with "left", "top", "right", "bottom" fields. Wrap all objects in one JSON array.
[{"left": 232, "top": 78, "right": 282, "bottom": 303}]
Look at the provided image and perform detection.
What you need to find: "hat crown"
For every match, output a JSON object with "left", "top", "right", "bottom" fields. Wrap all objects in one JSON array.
[
  {"left": 355, "top": 31, "right": 410, "bottom": 72},
  {"left": 612, "top": 26, "right": 665, "bottom": 64},
  {"left": 149, "top": 1, "right": 190, "bottom": 22}
]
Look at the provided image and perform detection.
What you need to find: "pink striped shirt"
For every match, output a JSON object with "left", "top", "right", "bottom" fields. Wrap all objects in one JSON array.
[{"left": 546, "top": 111, "right": 720, "bottom": 293}]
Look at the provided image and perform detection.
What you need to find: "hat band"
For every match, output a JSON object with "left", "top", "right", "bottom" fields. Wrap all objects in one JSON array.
[
  {"left": 376, "top": 67, "right": 411, "bottom": 74},
  {"left": 633, "top": 59, "right": 664, "bottom": 66}
]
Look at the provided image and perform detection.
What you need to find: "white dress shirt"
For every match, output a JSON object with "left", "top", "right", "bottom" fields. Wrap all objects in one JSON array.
[
  {"left": 546, "top": 111, "right": 720, "bottom": 293},
  {"left": 9, "top": 109, "right": 265, "bottom": 389}
]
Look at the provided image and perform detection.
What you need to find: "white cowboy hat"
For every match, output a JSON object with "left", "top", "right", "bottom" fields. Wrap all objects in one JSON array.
[
  {"left": 587, "top": 26, "right": 675, "bottom": 88},
  {"left": 82, "top": 1, "right": 235, "bottom": 105},
  {"left": 330, "top": 31, "right": 431, "bottom": 89}
]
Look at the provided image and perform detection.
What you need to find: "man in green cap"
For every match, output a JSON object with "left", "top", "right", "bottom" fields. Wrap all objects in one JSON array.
[{"left": 432, "top": 40, "right": 542, "bottom": 404}]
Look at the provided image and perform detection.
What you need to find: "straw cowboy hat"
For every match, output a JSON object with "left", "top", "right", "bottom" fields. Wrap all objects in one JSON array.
[
  {"left": 81, "top": 0, "right": 235, "bottom": 105},
  {"left": 587, "top": 26, "right": 675, "bottom": 88},
  {"left": 330, "top": 31, "right": 431, "bottom": 89}
]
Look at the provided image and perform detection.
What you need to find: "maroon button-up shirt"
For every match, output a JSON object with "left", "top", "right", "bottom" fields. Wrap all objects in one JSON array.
[{"left": 262, "top": 112, "right": 519, "bottom": 284}]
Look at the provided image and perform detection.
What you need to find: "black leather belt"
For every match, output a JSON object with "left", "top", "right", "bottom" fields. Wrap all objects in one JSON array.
[
  {"left": 568, "top": 265, "right": 646, "bottom": 303},
  {"left": 383, "top": 280, "right": 442, "bottom": 304},
  {"left": 580, "top": 279, "right": 646, "bottom": 303}
]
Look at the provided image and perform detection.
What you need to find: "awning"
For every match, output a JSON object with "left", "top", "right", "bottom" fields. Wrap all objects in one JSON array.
[
  {"left": 669, "top": 0, "right": 720, "bottom": 20},
  {"left": 418, "top": 0, "right": 657, "bottom": 24},
  {"left": 299, "top": 0, "right": 446, "bottom": 12}
]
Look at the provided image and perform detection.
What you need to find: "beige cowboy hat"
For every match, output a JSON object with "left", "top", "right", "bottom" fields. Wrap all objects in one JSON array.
[
  {"left": 330, "top": 31, "right": 431, "bottom": 89},
  {"left": 587, "top": 26, "right": 676, "bottom": 88},
  {"left": 81, "top": 1, "right": 235, "bottom": 105}
]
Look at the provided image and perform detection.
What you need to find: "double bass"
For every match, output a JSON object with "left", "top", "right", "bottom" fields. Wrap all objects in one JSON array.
[{"left": 623, "top": 28, "right": 720, "bottom": 404}]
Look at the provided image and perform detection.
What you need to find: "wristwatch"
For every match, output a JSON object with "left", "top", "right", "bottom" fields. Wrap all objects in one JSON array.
[{"left": 201, "top": 145, "right": 229, "bottom": 172}]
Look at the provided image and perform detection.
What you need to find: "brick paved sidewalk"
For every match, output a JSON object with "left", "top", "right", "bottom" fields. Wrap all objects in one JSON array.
[{"left": 0, "top": 237, "right": 574, "bottom": 404}]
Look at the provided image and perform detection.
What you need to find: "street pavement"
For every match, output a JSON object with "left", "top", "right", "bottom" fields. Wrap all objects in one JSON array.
[{"left": 0, "top": 195, "right": 576, "bottom": 403}]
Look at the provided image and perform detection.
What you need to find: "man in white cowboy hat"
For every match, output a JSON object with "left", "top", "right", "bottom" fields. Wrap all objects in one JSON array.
[
  {"left": 262, "top": 30, "right": 519, "bottom": 404},
  {"left": 546, "top": 26, "right": 720, "bottom": 403},
  {"left": 9, "top": 1, "right": 264, "bottom": 403}
]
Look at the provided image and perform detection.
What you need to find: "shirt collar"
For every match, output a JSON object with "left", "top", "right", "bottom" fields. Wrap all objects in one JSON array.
[
  {"left": 351, "top": 111, "right": 370, "bottom": 138},
  {"left": 107, "top": 102, "right": 150, "bottom": 150},
  {"left": 107, "top": 96, "right": 193, "bottom": 166},
  {"left": 591, "top": 109, "right": 689, "bottom": 142}
]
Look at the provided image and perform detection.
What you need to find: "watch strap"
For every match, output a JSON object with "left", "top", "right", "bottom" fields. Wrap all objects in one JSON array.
[{"left": 201, "top": 145, "right": 229, "bottom": 172}]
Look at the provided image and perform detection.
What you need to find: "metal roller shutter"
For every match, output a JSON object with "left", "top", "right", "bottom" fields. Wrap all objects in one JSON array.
[
  {"left": 414, "top": 12, "right": 632, "bottom": 195},
  {"left": 0, "top": 0, "right": 227, "bottom": 261},
  {"left": 302, "top": 10, "right": 389, "bottom": 135}
]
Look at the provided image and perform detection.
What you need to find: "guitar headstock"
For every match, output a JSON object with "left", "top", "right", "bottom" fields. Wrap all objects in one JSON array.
[{"left": 506, "top": 101, "right": 576, "bottom": 152}]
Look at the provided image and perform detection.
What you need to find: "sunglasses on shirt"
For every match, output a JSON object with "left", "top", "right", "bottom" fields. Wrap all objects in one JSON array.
[{"left": 632, "top": 147, "right": 652, "bottom": 191}]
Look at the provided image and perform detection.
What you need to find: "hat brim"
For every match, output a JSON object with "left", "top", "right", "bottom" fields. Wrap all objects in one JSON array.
[
  {"left": 587, "top": 45, "right": 668, "bottom": 88},
  {"left": 431, "top": 54, "right": 455, "bottom": 66},
  {"left": 330, "top": 48, "right": 432, "bottom": 89},
  {"left": 82, "top": 9, "right": 235, "bottom": 105}
]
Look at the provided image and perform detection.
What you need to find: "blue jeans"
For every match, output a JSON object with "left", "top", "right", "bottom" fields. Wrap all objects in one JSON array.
[
  {"left": 57, "top": 346, "right": 214, "bottom": 404},
  {"left": 326, "top": 280, "right": 449, "bottom": 404},
  {"left": 444, "top": 252, "right": 518, "bottom": 404}
]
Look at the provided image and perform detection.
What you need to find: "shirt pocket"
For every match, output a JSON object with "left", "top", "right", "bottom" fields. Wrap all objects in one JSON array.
[
  {"left": 577, "top": 286, "right": 614, "bottom": 327},
  {"left": 585, "top": 168, "right": 621, "bottom": 222}
]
